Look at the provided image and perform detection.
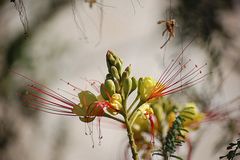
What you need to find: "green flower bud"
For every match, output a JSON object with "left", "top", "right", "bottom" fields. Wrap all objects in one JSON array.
[
  {"left": 122, "top": 71, "right": 128, "bottom": 81},
  {"left": 106, "top": 50, "right": 116, "bottom": 66},
  {"left": 106, "top": 50, "right": 124, "bottom": 75},
  {"left": 121, "top": 65, "right": 131, "bottom": 81},
  {"left": 110, "top": 66, "right": 120, "bottom": 80},
  {"left": 106, "top": 73, "right": 113, "bottom": 80},
  {"left": 130, "top": 77, "right": 138, "bottom": 93},
  {"left": 125, "top": 65, "right": 131, "bottom": 77},
  {"left": 108, "top": 50, "right": 119, "bottom": 62},
  {"left": 115, "top": 59, "right": 122, "bottom": 75},
  {"left": 113, "top": 78, "right": 121, "bottom": 93},
  {"left": 100, "top": 80, "right": 116, "bottom": 100},
  {"left": 137, "top": 77, "right": 143, "bottom": 95},
  {"left": 105, "top": 79, "right": 116, "bottom": 95},
  {"left": 122, "top": 77, "right": 132, "bottom": 99}
]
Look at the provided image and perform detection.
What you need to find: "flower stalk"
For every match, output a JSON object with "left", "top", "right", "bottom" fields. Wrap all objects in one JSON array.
[{"left": 124, "top": 112, "right": 139, "bottom": 160}]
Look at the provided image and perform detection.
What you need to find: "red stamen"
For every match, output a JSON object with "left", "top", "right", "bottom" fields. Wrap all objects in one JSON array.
[
  {"left": 29, "top": 84, "right": 76, "bottom": 107},
  {"left": 57, "top": 88, "right": 78, "bottom": 98},
  {"left": 12, "top": 71, "right": 72, "bottom": 101},
  {"left": 60, "top": 78, "right": 82, "bottom": 91},
  {"left": 160, "top": 59, "right": 192, "bottom": 88},
  {"left": 81, "top": 77, "right": 102, "bottom": 93},
  {"left": 13, "top": 71, "right": 79, "bottom": 116},
  {"left": 86, "top": 101, "right": 113, "bottom": 117},
  {"left": 27, "top": 92, "right": 74, "bottom": 110},
  {"left": 148, "top": 39, "right": 207, "bottom": 100},
  {"left": 149, "top": 115, "right": 155, "bottom": 144},
  {"left": 157, "top": 37, "right": 195, "bottom": 84},
  {"left": 28, "top": 105, "right": 76, "bottom": 116}
]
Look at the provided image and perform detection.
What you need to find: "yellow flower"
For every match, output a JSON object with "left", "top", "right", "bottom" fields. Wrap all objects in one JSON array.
[
  {"left": 133, "top": 103, "right": 155, "bottom": 143},
  {"left": 132, "top": 116, "right": 149, "bottom": 133},
  {"left": 138, "top": 103, "right": 154, "bottom": 119},
  {"left": 129, "top": 103, "right": 154, "bottom": 143},
  {"left": 180, "top": 103, "right": 204, "bottom": 130},
  {"left": 107, "top": 93, "right": 123, "bottom": 115},
  {"left": 139, "top": 77, "right": 156, "bottom": 101},
  {"left": 130, "top": 103, "right": 154, "bottom": 127},
  {"left": 110, "top": 93, "right": 122, "bottom": 110},
  {"left": 73, "top": 91, "right": 112, "bottom": 123}
]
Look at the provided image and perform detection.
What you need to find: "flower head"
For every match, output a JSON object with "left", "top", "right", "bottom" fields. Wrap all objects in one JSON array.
[
  {"left": 73, "top": 90, "right": 113, "bottom": 122},
  {"left": 138, "top": 103, "right": 154, "bottom": 120},
  {"left": 138, "top": 77, "right": 156, "bottom": 101},
  {"left": 107, "top": 93, "right": 123, "bottom": 115},
  {"left": 14, "top": 71, "right": 113, "bottom": 123},
  {"left": 131, "top": 103, "right": 155, "bottom": 143}
]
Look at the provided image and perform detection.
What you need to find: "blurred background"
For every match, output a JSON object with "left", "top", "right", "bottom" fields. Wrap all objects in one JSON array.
[{"left": 0, "top": 0, "right": 240, "bottom": 160}]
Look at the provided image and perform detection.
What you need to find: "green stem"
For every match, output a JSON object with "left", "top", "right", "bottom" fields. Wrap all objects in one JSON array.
[
  {"left": 127, "top": 95, "right": 139, "bottom": 114},
  {"left": 128, "top": 100, "right": 145, "bottom": 121},
  {"left": 164, "top": 154, "right": 169, "bottom": 160},
  {"left": 104, "top": 113, "right": 125, "bottom": 124},
  {"left": 160, "top": 125, "right": 169, "bottom": 160},
  {"left": 123, "top": 99, "right": 139, "bottom": 160},
  {"left": 124, "top": 114, "right": 139, "bottom": 160},
  {"left": 129, "top": 111, "right": 141, "bottom": 127}
]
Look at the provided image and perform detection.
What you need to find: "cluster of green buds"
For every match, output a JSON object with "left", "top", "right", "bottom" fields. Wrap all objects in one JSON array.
[{"left": 100, "top": 51, "right": 138, "bottom": 115}]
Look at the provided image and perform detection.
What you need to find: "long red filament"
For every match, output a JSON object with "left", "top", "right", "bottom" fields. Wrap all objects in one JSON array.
[
  {"left": 60, "top": 78, "right": 82, "bottom": 92},
  {"left": 148, "top": 38, "right": 202, "bottom": 100},
  {"left": 27, "top": 92, "right": 74, "bottom": 110},
  {"left": 29, "top": 85, "right": 76, "bottom": 107},
  {"left": 149, "top": 115, "right": 155, "bottom": 144},
  {"left": 12, "top": 71, "right": 76, "bottom": 106}
]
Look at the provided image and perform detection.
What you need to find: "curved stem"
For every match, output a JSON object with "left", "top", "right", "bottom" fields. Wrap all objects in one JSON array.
[
  {"left": 124, "top": 113, "right": 139, "bottom": 160},
  {"left": 128, "top": 100, "right": 145, "bottom": 121},
  {"left": 104, "top": 113, "right": 125, "bottom": 124},
  {"left": 123, "top": 99, "right": 139, "bottom": 160},
  {"left": 129, "top": 111, "right": 141, "bottom": 127},
  {"left": 127, "top": 95, "right": 139, "bottom": 114}
]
